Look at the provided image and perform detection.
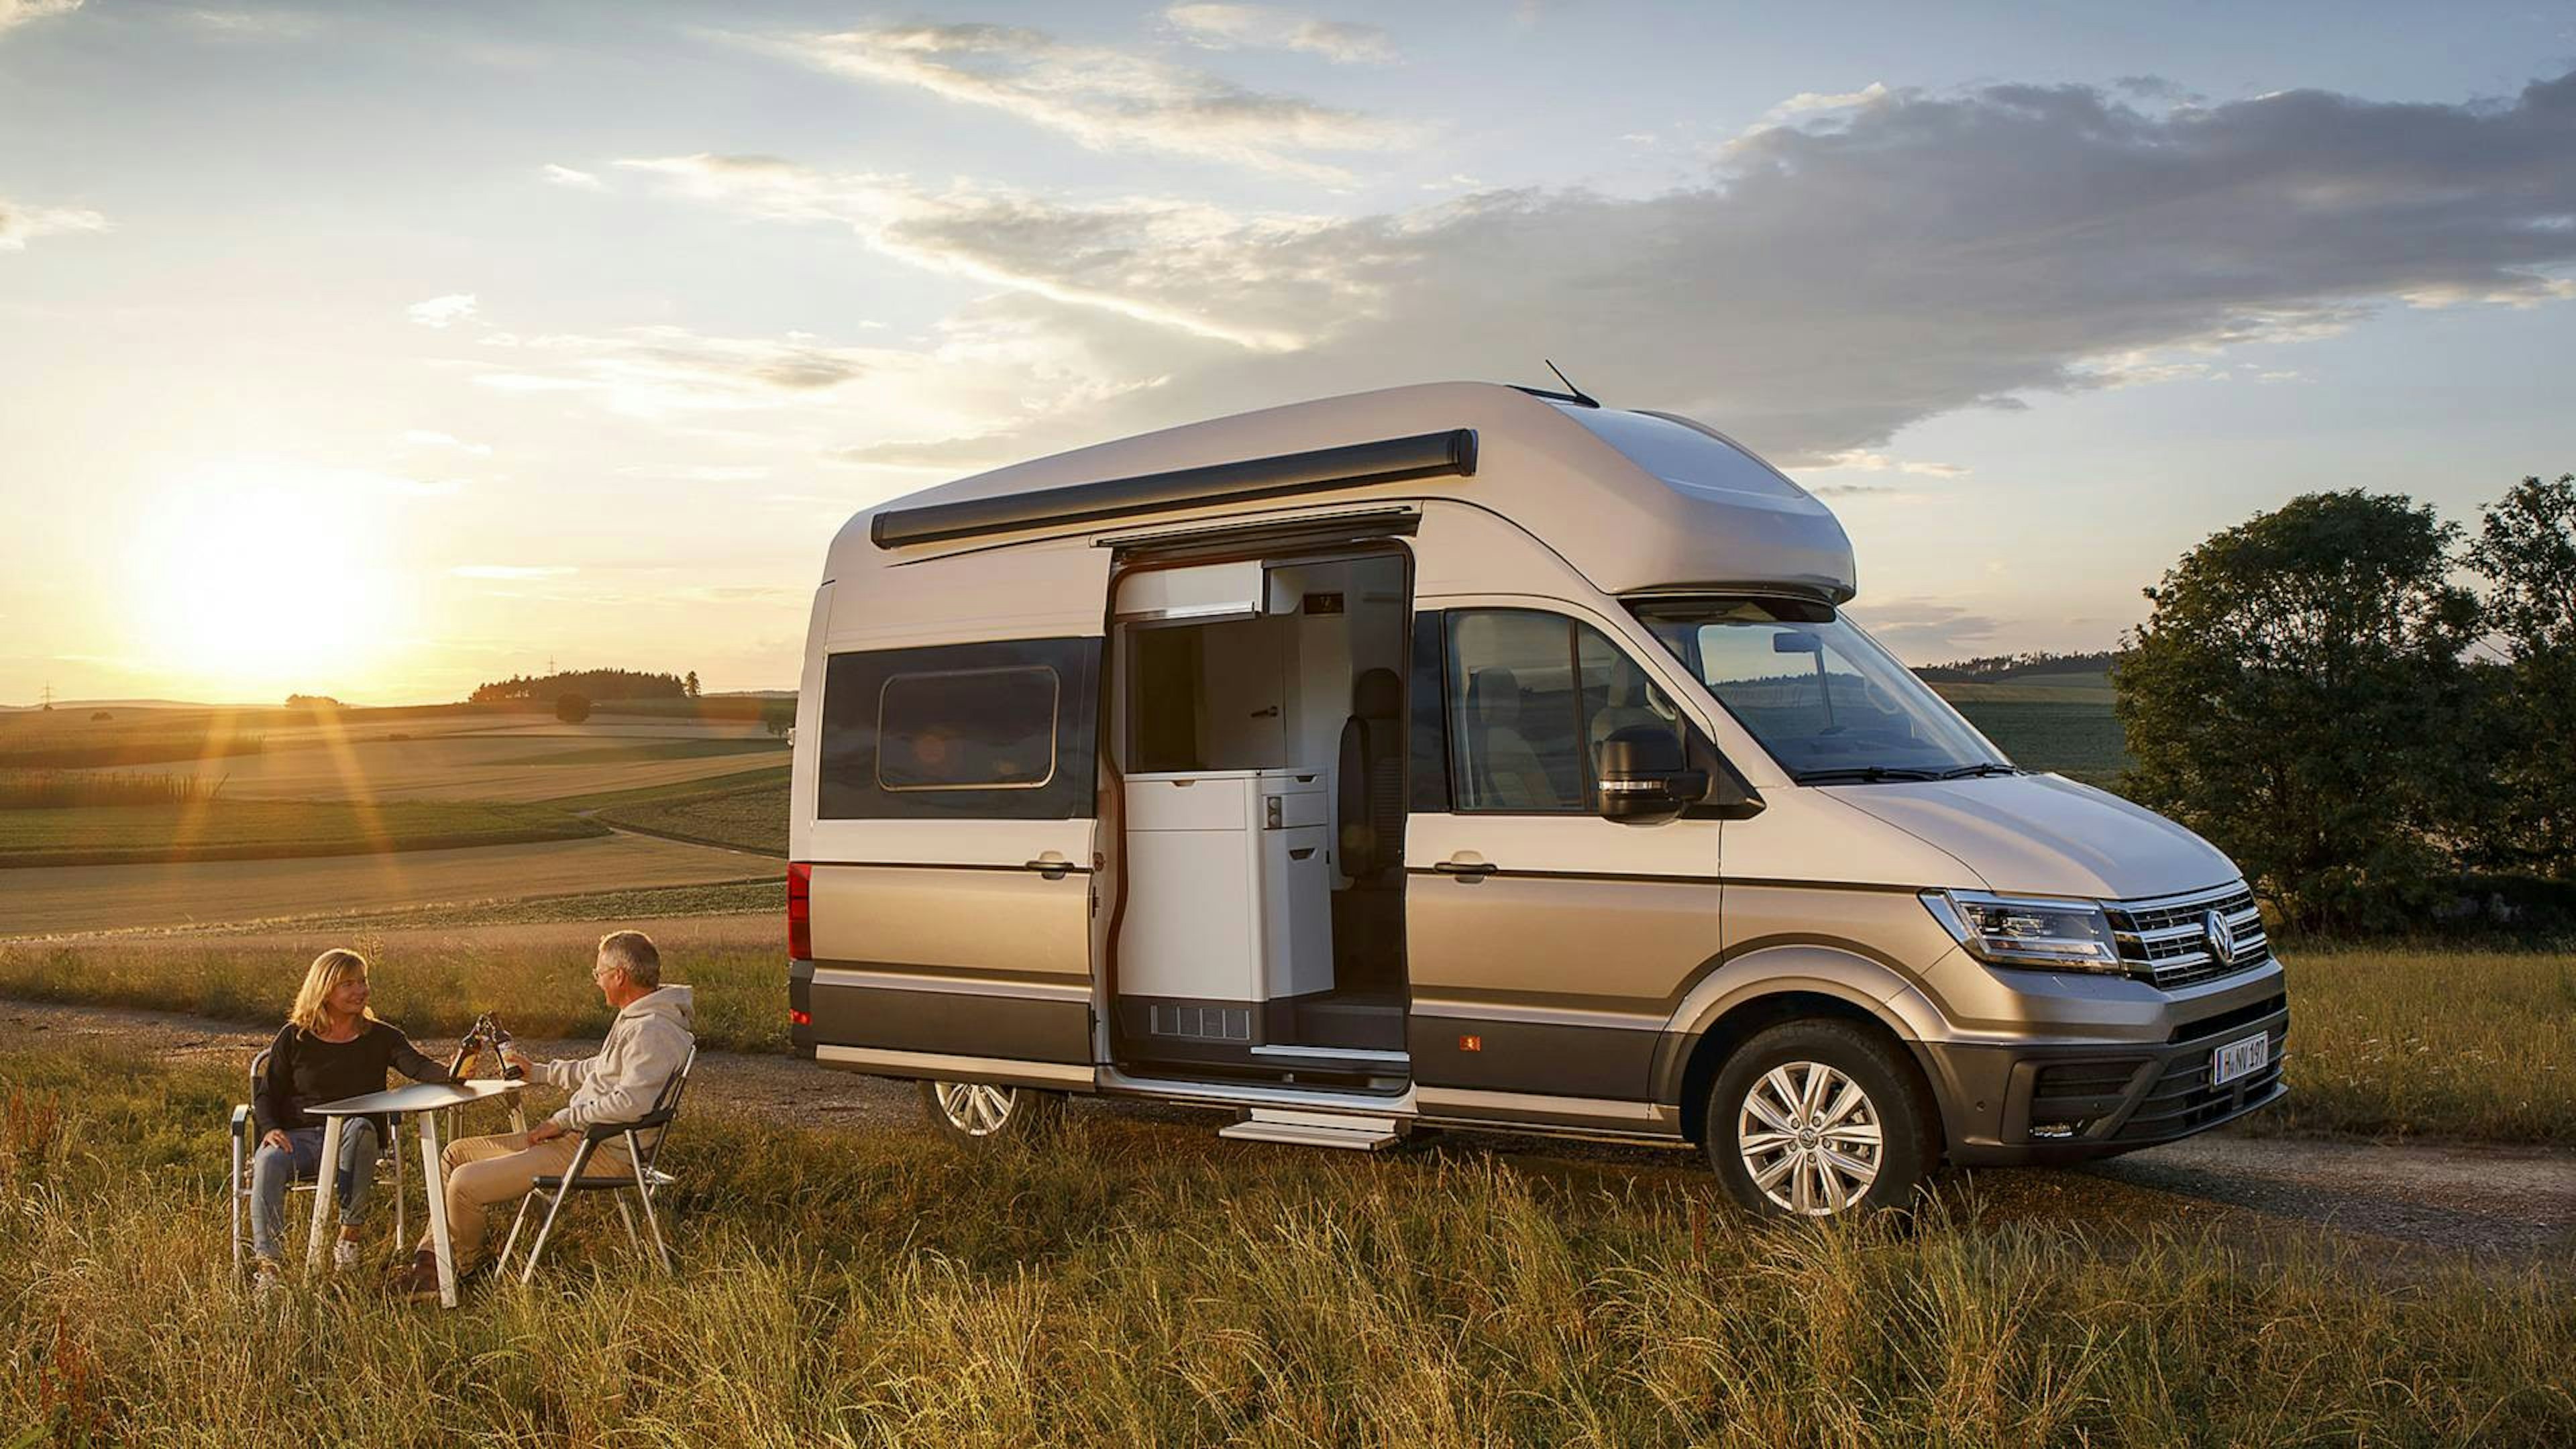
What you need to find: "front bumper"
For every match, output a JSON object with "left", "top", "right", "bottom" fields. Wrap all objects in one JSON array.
[{"left": 1919, "top": 985, "right": 2289, "bottom": 1167}]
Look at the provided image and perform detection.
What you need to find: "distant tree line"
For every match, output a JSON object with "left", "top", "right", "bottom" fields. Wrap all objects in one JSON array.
[
  {"left": 2114, "top": 475, "right": 2576, "bottom": 936},
  {"left": 470, "top": 669, "right": 692, "bottom": 704},
  {"left": 1916, "top": 650, "right": 2120, "bottom": 683}
]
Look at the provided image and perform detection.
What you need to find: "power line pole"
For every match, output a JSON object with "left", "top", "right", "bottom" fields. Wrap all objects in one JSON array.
[{"left": 38, "top": 682, "right": 53, "bottom": 711}]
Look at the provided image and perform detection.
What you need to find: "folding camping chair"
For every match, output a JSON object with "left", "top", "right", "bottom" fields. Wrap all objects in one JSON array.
[
  {"left": 495, "top": 1045, "right": 698, "bottom": 1281},
  {"left": 227, "top": 1046, "right": 407, "bottom": 1273}
]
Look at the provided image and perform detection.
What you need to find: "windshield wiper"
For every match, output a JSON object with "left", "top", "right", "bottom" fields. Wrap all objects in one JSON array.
[
  {"left": 1795, "top": 766, "right": 1944, "bottom": 784},
  {"left": 1935, "top": 763, "right": 2021, "bottom": 780}
]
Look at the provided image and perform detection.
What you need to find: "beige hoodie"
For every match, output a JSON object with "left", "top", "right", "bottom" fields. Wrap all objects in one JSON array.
[{"left": 537, "top": 984, "right": 696, "bottom": 1132}]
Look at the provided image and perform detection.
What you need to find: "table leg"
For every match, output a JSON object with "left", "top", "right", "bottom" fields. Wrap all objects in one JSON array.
[
  {"left": 418, "top": 1109, "right": 458, "bottom": 1309},
  {"left": 305, "top": 1116, "right": 343, "bottom": 1274}
]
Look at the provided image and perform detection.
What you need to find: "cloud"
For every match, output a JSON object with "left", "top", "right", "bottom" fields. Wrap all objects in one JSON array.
[
  {"left": 396, "top": 429, "right": 491, "bottom": 457},
  {"left": 539, "top": 163, "right": 603, "bottom": 191},
  {"left": 743, "top": 21, "right": 1418, "bottom": 184},
  {"left": 1808, "top": 449, "right": 1968, "bottom": 478},
  {"left": 0, "top": 195, "right": 106, "bottom": 252},
  {"left": 639, "top": 69, "right": 2576, "bottom": 467},
  {"left": 181, "top": 8, "right": 323, "bottom": 39},
  {"left": 0, "top": 0, "right": 79, "bottom": 38},
  {"left": 1163, "top": 5, "right": 1396, "bottom": 64},
  {"left": 1841, "top": 600, "right": 2003, "bottom": 663},
  {"left": 451, "top": 565, "right": 575, "bottom": 580},
  {"left": 407, "top": 293, "right": 479, "bottom": 328}
]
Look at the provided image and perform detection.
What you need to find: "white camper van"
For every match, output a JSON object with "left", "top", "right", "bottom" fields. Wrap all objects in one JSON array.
[{"left": 786, "top": 382, "right": 2286, "bottom": 1217}]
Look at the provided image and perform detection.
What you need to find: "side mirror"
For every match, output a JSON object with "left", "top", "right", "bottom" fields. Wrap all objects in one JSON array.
[{"left": 1595, "top": 725, "right": 1709, "bottom": 824}]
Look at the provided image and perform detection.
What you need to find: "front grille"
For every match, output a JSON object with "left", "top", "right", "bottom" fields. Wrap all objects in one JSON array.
[
  {"left": 2104, "top": 883, "right": 2270, "bottom": 989},
  {"left": 2110, "top": 1022, "right": 2288, "bottom": 1142}
]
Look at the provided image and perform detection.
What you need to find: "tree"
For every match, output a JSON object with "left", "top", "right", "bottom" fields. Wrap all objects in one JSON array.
[
  {"left": 761, "top": 700, "right": 795, "bottom": 739},
  {"left": 555, "top": 692, "right": 592, "bottom": 724},
  {"left": 2464, "top": 473, "right": 2576, "bottom": 877},
  {"left": 2114, "top": 490, "right": 2485, "bottom": 934},
  {"left": 684, "top": 670, "right": 701, "bottom": 698}
]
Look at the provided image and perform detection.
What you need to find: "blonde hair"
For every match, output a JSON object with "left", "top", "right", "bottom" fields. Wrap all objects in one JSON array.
[
  {"left": 288, "top": 948, "right": 378, "bottom": 1036},
  {"left": 596, "top": 930, "right": 661, "bottom": 987}
]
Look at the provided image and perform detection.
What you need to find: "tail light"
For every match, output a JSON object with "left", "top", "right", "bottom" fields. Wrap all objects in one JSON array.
[{"left": 787, "top": 862, "right": 812, "bottom": 961}]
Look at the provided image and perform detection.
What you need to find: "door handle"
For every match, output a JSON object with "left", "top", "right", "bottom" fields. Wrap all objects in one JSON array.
[
  {"left": 1023, "top": 857, "right": 1071, "bottom": 880},
  {"left": 1432, "top": 860, "right": 1497, "bottom": 881}
]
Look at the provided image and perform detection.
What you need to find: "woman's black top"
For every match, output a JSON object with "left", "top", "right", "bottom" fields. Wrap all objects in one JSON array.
[{"left": 253, "top": 1020, "right": 453, "bottom": 1135}]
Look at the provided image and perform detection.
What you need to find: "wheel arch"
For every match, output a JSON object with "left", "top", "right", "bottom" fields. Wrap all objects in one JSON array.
[{"left": 1656, "top": 946, "right": 1947, "bottom": 1148}]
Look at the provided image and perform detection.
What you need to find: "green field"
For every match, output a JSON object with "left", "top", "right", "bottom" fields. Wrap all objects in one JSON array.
[
  {"left": 2, "top": 1039, "right": 2568, "bottom": 1446},
  {"left": 594, "top": 774, "right": 790, "bottom": 856},
  {"left": 1935, "top": 684, "right": 2133, "bottom": 789},
  {"left": 0, "top": 798, "right": 607, "bottom": 868}
]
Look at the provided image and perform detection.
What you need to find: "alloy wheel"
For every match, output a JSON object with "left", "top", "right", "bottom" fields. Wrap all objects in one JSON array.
[
  {"left": 932, "top": 1081, "right": 1020, "bottom": 1137},
  {"left": 1736, "top": 1060, "right": 1884, "bottom": 1216}
]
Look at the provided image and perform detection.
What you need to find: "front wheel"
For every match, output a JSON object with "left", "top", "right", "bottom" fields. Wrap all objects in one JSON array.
[
  {"left": 1705, "top": 1019, "right": 1935, "bottom": 1218},
  {"left": 918, "top": 1079, "right": 1065, "bottom": 1146}
]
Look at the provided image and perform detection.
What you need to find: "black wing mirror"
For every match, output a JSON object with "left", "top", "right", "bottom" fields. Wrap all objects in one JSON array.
[{"left": 1595, "top": 725, "right": 1710, "bottom": 824}]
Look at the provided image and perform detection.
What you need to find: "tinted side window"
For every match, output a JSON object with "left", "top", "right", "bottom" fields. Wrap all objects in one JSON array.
[
  {"left": 1446, "top": 610, "right": 1587, "bottom": 812},
  {"left": 1408, "top": 610, "right": 1451, "bottom": 813},
  {"left": 820, "top": 638, "right": 1099, "bottom": 820}
]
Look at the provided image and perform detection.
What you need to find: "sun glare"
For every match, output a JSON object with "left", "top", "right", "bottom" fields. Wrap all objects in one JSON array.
[{"left": 125, "top": 463, "right": 402, "bottom": 700}]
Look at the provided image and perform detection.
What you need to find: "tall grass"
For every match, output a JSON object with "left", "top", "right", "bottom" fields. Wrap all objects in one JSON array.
[
  {"left": 1, "top": 1041, "right": 2569, "bottom": 1446},
  {"left": 0, "top": 769, "right": 223, "bottom": 808},
  {"left": 0, "top": 731, "right": 265, "bottom": 771}
]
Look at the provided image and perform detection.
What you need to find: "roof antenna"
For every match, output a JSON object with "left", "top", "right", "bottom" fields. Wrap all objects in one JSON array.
[{"left": 1544, "top": 359, "right": 1600, "bottom": 409}]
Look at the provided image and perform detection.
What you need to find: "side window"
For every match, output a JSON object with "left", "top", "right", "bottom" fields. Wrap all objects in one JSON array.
[
  {"left": 820, "top": 638, "right": 1099, "bottom": 820},
  {"left": 1445, "top": 610, "right": 1684, "bottom": 814}
]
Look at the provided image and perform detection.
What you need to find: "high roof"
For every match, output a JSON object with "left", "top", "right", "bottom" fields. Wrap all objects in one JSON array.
[{"left": 824, "top": 382, "right": 1856, "bottom": 603}]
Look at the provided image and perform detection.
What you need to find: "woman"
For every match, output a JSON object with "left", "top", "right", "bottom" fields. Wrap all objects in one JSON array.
[{"left": 247, "top": 948, "right": 453, "bottom": 1293}]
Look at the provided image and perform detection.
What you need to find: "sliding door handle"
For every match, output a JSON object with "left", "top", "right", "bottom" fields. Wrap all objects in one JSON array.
[
  {"left": 1432, "top": 860, "right": 1497, "bottom": 880},
  {"left": 1023, "top": 856, "right": 1071, "bottom": 880}
]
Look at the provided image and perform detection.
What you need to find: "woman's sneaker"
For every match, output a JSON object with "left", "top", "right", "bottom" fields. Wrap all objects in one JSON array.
[
  {"left": 332, "top": 1236, "right": 362, "bottom": 1272},
  {"left": 252, "top": 1259, "right": 282, "bottom": 1306}
]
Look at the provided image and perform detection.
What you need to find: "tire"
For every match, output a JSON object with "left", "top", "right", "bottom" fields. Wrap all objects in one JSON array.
[
  {"left": 918, "top": 1079, "right": 1066, "bottom": 1146},
  {"left": 1704, "top": 1018, "right": 1935, "bottom": 1218}
]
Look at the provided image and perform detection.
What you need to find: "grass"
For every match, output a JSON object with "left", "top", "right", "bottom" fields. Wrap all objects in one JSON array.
[
  {"left": 1, "top": 1040, "right": 2569, "bottom": 1446},
  {"left": 594, "top": 775, "right": 788, "bottom": 856},
  {"left": 1941, "top": 695, "right": 2134, "bottom": 789},
  {"left": 488, "top": 739, "right": 788, "bottom": 767},
  {"left": 0, "top": 914, "right": 788, "bottom": 1053},
  {"left": 0, "top": 798, "right": 608, "bottom": 868},
  {"left": 2, "top": 926, "right": 2567, "bottom": 1148},
  {"left": 2246, "top": 947, "right": 2576, "bottom": 1144},
  {"left": 0, "top": 769, "right": 222, "bottom": 808}
]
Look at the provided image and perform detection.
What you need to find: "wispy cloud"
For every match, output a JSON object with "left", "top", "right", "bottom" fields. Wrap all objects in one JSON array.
[
  {"left": 181, "top": 8, "right": 323, "bottom": 40},
  {"left": 0, "top": 0, "right": 80, "bottom": 38},
  {"left": 741, "top": 21, "right": 1418, "bottom": 184},
  {"left": 0, "top": 194, "right": 107, "bottom": 252},
  {"left": 396, "top": 429, "right": 491, "bottom": 457},
  {"left": 539, "top": 163, "right": 603, "bottom": 191},
  {"left": 407, "top": 292, "right": 479, "bottom": 328},
  {"left": 1163, "top": 5, "right": 1397, "bottom": 64}
]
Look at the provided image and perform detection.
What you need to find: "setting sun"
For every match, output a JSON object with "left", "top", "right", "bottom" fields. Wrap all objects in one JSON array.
[{"left": 122, "top": 463, "right": 403, "bottom": 700}]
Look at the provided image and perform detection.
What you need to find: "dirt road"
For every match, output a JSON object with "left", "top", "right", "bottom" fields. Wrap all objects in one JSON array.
[{"left": 7, "top": 996, "right": 2569, "bottom": 1264}]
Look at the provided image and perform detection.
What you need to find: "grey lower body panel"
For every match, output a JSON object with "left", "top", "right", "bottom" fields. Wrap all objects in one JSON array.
[
  {"left": 1405, "top": 1004, "right": 1661, "bottom": 1101},
  {"left": 1920, "top": 991, "right": 2290, "bottom": 1166},
  {"left": 792, "top": 959, "right": 1093, "bottom": 1073}
]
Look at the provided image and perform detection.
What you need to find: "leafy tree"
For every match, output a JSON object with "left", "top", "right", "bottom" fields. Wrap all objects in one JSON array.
[
  {"left": 2464, "top": 474, "right": 2576, "bottom": 877},
  {"left": 684, "top": 670, "right": 701, "bottom": 699},
  {"left": 761, "top": 701, "right": 795, "bottom": 739},
  {"left": 2114, "top": 490, "right": 2484, "bottom": 934},
  {"left": 555, "top": 692, "right": 592, "bottom": 724}
]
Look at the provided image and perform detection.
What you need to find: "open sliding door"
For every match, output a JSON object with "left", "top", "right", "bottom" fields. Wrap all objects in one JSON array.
[{"left": 794, "top": 541, "right": 1110, "bottom": 1089}]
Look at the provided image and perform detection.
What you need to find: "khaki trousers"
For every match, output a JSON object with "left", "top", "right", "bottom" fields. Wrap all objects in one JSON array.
[{"left": 418, "top": 1129, "right": 631, "bottom": 1268}]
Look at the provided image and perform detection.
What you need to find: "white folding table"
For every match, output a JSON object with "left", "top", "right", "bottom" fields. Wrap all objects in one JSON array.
[{"left": 303, "top": 1079, "right": 524, "bottom": 1309}]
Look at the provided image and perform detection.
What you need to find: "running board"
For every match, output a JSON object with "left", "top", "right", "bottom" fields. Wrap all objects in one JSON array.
[{"left": 1218, "top": 1108, "right": 1408, "bottom": 1151}]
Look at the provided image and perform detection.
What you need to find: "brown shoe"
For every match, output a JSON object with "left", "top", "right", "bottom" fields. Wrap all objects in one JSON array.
[{"left": 397, "top": 1250, "right": 443, "bottom": 1300}]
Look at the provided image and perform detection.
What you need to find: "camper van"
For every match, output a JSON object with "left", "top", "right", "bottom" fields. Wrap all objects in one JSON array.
[{"left": 786, "top": 382, "right": 2287, "bottom": 1218}]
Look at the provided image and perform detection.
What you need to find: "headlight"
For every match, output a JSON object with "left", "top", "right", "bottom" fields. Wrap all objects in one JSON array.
[{"left": 1921, "top": 890, "right": 2125, "bottom": 973}]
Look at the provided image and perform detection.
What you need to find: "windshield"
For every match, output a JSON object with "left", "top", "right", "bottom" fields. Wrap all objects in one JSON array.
[{"left": 1631, "top": 598, "right": 2012, "bottom": 784}]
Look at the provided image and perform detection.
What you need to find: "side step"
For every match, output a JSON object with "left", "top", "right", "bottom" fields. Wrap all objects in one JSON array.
[{"left": 1218, "top": 1108, "right": 1408, "bottom": 1151}]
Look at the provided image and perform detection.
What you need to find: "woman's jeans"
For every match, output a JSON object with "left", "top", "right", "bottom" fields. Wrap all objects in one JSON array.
[{"left": 248, "top": 1119, "right": 379, "bottom": 1264}]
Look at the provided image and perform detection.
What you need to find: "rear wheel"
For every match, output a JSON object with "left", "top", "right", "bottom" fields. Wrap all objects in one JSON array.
[
  {"left": 1705, "top": 1019, "right": 1934, "bottom": 1218},
  {"left": 918, "top": 1079, "right": 1065, "bottom": 1146}
]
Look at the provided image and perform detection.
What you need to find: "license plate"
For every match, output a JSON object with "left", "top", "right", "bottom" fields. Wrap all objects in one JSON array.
[{"left": 2210, "top": 1032, "right": 2269, "bottom": 1087}]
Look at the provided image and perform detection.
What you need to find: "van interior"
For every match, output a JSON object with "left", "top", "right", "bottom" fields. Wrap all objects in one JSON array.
[{"left": 1108, "top": 550, "right": 1410, "bottom": 1091}]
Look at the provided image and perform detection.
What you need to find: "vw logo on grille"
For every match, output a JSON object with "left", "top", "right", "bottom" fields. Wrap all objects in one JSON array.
[{"left": 2202, "top": 908, "right": 2237, "bottom": 964}]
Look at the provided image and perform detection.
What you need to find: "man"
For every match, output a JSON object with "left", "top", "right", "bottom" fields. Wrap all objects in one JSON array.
[{"left": 399, "top": 929, "right": 695, "bottom": 1296}]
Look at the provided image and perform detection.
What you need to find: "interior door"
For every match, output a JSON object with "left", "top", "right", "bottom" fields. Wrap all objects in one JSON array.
[
  {"left": 1404, "top": 606, "right": 1723, "bottom": 1111},
  {"left": 800, "top": 610, "right": 1106, "bottom": 1085}
]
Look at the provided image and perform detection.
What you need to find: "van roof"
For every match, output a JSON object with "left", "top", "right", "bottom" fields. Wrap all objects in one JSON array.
[{"left": 824, "top": 381, "right": 1856, "bottom": 603}]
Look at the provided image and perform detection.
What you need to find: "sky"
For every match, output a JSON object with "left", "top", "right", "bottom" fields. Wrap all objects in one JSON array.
[{"left": 3, "top": 0, "right": 2572, "bottom": 705}]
